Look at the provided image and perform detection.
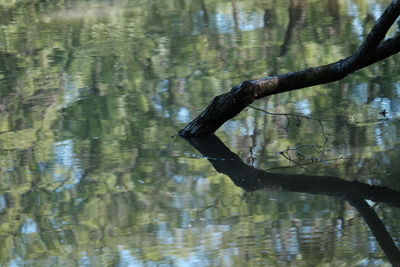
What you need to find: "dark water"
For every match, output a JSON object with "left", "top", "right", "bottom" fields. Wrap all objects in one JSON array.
[{"left": 0, "top": 0, "right": 399, "bottom": 266}]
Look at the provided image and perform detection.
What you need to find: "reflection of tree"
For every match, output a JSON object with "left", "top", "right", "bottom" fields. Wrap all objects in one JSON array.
[
  {"left": 0, "top": 0, "right": 399, "bottom": 264},
  {"left": 279, "top": 0, "right": 306, "bottom": 57},
  {"left": 183, "top": 134, "right": 400, "bottom": 265}
]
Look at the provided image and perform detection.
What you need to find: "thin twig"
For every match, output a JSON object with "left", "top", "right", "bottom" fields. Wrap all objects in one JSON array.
[
  {"left": 264, "top": 156, "right": 345, "bottom": 171},
  {"left": 249, "top": 105, "right": 349, "bottom": 125}
]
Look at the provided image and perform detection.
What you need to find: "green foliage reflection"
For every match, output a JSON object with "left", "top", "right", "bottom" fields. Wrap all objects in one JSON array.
[{"left": 0, "top": 0, "right": 399, "bottom": 266}]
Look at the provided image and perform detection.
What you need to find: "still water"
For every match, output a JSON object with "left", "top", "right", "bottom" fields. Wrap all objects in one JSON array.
[{"left": 0, "top": 0, "right": 399, "bottom": 266}]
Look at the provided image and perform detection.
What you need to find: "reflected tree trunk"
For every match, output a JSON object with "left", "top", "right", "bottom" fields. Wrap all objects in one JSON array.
[
  {"left": 182, "top": 135, "right": 400, "bottom": 265},
  {"left": 199, "top": 0, "right": 209, "bottom": 24},
  {"left": 279, "top": 0, "right": 306, "bottom": 57},
  {"left": 328, "top": 0, "right": 340, "bottom": 21},
  {"left": 179, "top": 0, "right": 400, "bottom": 137},
  {"left": 231, "top": 0, "right": 239, "bottom": 30}
]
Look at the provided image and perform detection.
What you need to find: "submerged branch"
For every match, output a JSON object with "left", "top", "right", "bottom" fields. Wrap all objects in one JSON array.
[
  {"left": 184, "top": 134, "right": 400, "bottom": 207},
  {"left": 182, "top": 134, "right": 400, "bottom": 264}
]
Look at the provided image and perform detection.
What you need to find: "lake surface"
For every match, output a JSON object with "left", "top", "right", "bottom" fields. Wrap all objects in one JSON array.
[{"left": 0, "top": 0, "right": 399, "bottom": 266}]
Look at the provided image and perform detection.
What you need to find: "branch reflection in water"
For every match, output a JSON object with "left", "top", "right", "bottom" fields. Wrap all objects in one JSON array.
[{"left": 182, "top": 134, "right": 400, "bottom": 266}]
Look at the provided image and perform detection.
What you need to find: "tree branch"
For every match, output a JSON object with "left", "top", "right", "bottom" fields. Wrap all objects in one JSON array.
[{"left": 179, "top": 0, "right": 400, "bottom": 137}]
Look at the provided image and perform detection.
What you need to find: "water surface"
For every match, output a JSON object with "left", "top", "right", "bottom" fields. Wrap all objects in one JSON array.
[{"left": 0, "top": 0, "right": 399, "bottom": 266}]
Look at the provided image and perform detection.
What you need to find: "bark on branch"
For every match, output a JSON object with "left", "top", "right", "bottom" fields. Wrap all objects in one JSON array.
[{"left": 179, "top": 0, "right": 400, "bottom": 137}]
